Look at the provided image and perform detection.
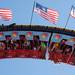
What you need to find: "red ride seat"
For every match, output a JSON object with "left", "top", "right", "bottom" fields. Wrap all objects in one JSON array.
[
  {"left": 0, "top": 50, "right": 5, "bottom": 58},
  {"left": 5, "top": 50, "right": 16, "bottom": 58}
]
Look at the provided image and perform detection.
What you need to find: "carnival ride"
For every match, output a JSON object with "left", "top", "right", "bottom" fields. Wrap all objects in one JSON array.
[{"left": 0, "top": 23, "right": 75, "bottom": 66}]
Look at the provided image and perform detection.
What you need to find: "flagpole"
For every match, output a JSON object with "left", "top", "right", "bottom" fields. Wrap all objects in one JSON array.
[
  {"left": 64, "top": 14, "right": 70, "bottom": 29},
  {"left": 30, "top": 1, "right": 35, "bottom": 25},
  {"left": 64, "top": 6, "right": 73, "bottom": 29}
]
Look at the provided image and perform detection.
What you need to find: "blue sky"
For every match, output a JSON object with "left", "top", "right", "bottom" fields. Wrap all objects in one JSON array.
[
  {"left": 0, "top": 58, "right": 75, "bottom": 75},
  {"left": 0, "top": 0, "right": 75, "bottom": 75},
  {"left": 0, "top": 0, "right": 75, "bottom": 30}
]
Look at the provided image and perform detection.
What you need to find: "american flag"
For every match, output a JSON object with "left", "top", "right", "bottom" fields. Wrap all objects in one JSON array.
[
  {"left": 70, "top": 6, "right": 75, "bottom": 18},
  {"left": 34, "top": 3, "right": 59, "bottom": 24},
  {"left": 0, "top": 8, "right": 12, "bottom": 21}
]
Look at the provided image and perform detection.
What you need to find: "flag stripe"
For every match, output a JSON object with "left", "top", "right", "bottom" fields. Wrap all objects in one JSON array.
[
  {"left": 0, "top": 8, "right": 12, "bottom": 21},
  {"left": 40, "top": 10, "right": 49, "bottom": 20},
  {"left": 41, "top": 8, "right": 58, "bottom": 22}
]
